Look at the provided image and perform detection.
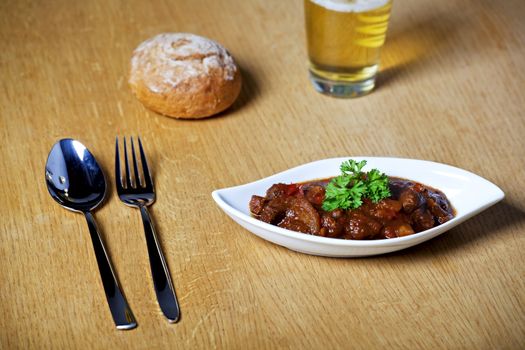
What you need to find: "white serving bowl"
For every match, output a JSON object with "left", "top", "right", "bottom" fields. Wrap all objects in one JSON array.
[{"left": 212, "top": 157, "right": 504, "bottom": 257}]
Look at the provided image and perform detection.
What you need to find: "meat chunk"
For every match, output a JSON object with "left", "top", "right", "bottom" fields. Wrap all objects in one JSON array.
[
  {"left": 265, "top": 183, "right": 298, "bottom": 200},
  {"left": 399, "top": 188, "right": 422, "bottom": 214},
  {"left": 369, "top": 199, "right": 402, "bottom": 221},
  {"left": 259, "top": 197, "right": 294, "bottom": 225},
  {"left": 382, "top": 224, "right": 415, "bottom": 238},
  {"left": 319, "top": 212, "right": 345, "bottom": 238},
  {"left": 330, "top": 209, "right": 344, "bottom": 219},
  {"left": 344, "top": 212, "right": 382, "bottom": 240},
  {"left": 388, "top": 179, "right": 414, "bottom": 198},
  {"left": 258, "top": 195, "right": 321, "bottom": 234},
  {"left": 278, "top": 218, "right": 312, "bottom": 234},
  {"left": 304, "top": 185, "right": 325, "bottom": 207},
  {"left": 278, "top": 197, "right": 320, "bottom": 234},
  {"left": 249, "top": 195, "right": 267, "bottom": 215},
  {"left": 377, "top": 199, "right": 402, "bottom": 212},
  {"left": 426, "top": 196, "right": 454, "bottom": 224},
  {"left": 410, "top": 208, "right": 434, "bottom": 232}
]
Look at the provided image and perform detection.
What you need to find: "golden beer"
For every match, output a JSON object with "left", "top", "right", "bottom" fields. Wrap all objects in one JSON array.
[{"left": 304, "top": 0, "right": 393, "bottom": 97}]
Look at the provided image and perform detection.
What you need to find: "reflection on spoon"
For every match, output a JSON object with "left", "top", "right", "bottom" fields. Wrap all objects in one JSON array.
[{"left": 45, "top": 138, "right": 137, "bottom": 330}]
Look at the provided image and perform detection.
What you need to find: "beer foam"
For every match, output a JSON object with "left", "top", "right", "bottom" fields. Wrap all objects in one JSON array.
[{"left": 309, "top": 0, "right": 389, "bottom": 13}]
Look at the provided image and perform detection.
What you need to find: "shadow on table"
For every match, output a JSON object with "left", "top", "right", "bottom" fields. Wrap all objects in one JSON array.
[
  {"left": 377, "top": 9, "right": 474, "bottom": 88},
  {"left": 229, "top": 64, "right": 261, "bottom": 112}
]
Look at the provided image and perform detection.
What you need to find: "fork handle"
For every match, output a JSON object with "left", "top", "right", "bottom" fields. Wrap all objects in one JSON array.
[
  {"left": 140, "top": 206, "right": 180, "bottom": 323},
  {"left": 84, "top": 211, "right": 137, "bottom": 330}
]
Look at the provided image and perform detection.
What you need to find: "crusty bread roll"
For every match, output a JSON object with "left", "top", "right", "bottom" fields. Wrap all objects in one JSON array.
[{"left": 129, "top": 33, "right": 242, "bottom": 119}]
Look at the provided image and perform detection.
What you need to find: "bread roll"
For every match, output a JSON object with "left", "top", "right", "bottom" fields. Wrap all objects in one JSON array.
[{"left": 129, "top": 33, "right": 242, "bottom": 119}]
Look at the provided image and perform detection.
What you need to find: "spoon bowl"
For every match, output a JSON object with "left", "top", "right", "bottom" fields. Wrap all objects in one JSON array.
[{"left": 45, "top": 139, "right": 106, "bottom": 212}]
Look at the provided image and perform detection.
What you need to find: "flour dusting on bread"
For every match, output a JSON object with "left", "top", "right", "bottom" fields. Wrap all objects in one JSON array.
[{"left": 130, "top": 33, "right": 237, "bottom": 93}]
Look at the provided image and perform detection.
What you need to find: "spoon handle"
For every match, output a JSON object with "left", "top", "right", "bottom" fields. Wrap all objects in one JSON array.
[
  {"left": 140, "top": 206, "right": 180, "bottom": 323},
  {"left": 84, "top": 211, "right": 137, "bottom": 330}
]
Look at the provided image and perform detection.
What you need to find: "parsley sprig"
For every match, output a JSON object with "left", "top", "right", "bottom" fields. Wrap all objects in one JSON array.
[{"left": 321, "top": 160, "right": 391, "bottom": 211}]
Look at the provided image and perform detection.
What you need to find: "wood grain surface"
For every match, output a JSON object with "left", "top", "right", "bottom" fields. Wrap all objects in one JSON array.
[{"left": 1, "top": 0, "right": 524, "bottom": 348}]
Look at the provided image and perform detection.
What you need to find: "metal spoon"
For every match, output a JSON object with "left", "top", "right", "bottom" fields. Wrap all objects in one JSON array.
[{"left": 45, "top": 138, "right": 137, "bottom": 330}]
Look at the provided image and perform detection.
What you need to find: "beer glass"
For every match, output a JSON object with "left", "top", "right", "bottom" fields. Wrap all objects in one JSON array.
[{"left": 304, "top": 0, "right": 393, "bottom": 97}]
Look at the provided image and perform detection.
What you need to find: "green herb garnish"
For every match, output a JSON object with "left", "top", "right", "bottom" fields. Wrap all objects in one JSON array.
[{"left": 321, "top": 159, "right": 391, "bottom": 211}]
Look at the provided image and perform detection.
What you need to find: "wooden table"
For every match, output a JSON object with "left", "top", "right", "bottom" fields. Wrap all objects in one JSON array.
[{"left": 1, "top": 0, "right": 524, "bottom": 348}]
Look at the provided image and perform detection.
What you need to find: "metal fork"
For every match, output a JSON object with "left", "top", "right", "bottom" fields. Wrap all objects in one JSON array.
[{"left": 115, "top": 136, "right": 180, "bottom": 323}]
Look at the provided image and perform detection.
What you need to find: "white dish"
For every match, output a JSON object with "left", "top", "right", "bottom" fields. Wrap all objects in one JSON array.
[{"left": 211, "top": 157, "right": 504, "bottom": 257}]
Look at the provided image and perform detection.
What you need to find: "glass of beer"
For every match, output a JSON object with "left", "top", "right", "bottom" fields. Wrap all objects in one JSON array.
[{"left": 304, "top": 0, "right": 393, "bottom": 97}]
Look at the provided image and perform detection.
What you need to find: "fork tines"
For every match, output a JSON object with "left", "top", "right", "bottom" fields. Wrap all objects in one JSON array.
[{"left": 115, "top": 136, "right": 153, "bottom": 190}]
